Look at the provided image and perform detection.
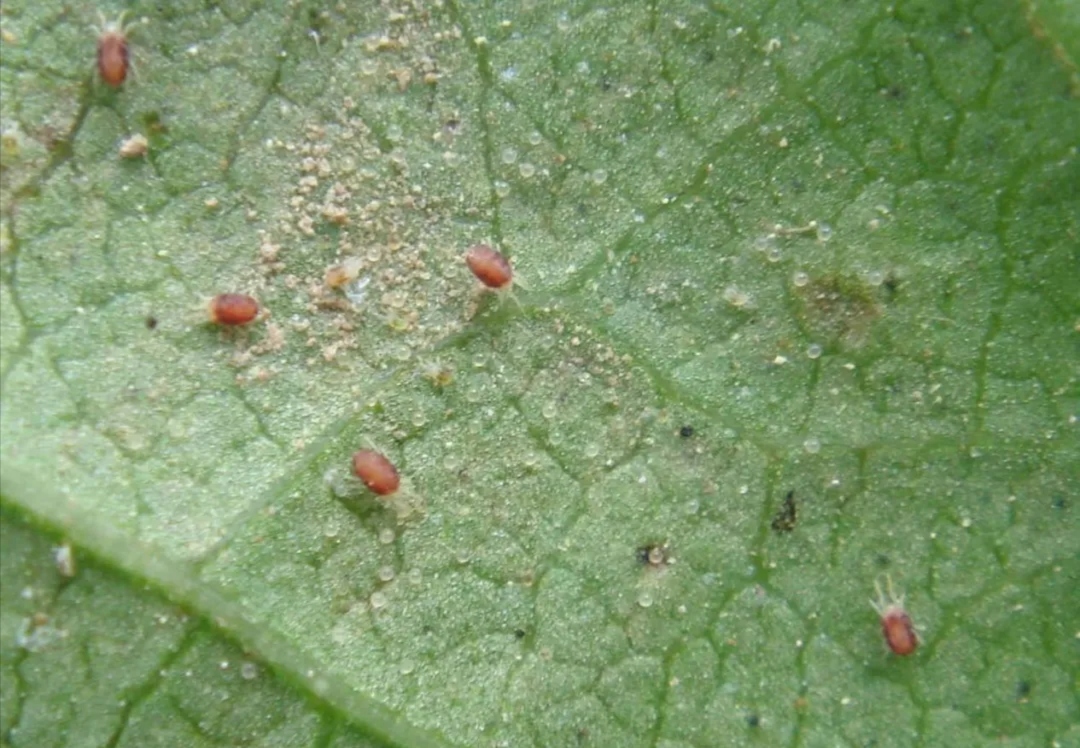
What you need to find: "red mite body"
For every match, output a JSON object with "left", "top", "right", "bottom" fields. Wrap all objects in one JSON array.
[
  {"left": 465, "top": 244, "right": 513, "bottom": 289},
  {"left": 881, "top": 609, "right": 918, "bottom": 656},
  {"left": 351, "top": 450, "right": 400, "bottom": 496},
  {"left": 208, "top": 294, "right": 260, "bottom": 326},
  {"left": 97, "top": 24, "right": 130, "bottom": 87},
  {"left": 871, "top": 576, "right": 919, "bottom": 656}
]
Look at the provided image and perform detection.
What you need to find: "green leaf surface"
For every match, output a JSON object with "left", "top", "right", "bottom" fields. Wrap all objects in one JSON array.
[{"left": 1, "top": 1, "right": 1078, "bottom": 746}]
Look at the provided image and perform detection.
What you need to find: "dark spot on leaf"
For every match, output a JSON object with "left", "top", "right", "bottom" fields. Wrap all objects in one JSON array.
[
  {"left": 637, "top": 542, "right": 670, "bottom": 567},
  {"left": 514, "top": 628, "right": 526, "bottom": 639},
  {"left": 145, "top": 316, "right": 158, "bottom": 330},
  {"left": 141, "top": 111, "right": 167, "bottom": 135},
  {"left": 771, "top": 490, "right": 797, "bottom": 533},
  {"left": 876, "top": 553, "right": 891, "bottom": 567},
  {"left": 795, "top": 274, "right": 881, "bottom": 347},
  {"left": 307, "top": 8, "right": 331, "bottom": 35},
  {"left": 1051, "top": 496, "right": 1067, "bottom": 510},
  {"left": 1015, "top": 680, "right": 1032, "bottom": 701},
  {"left": 679, "top": 425, "right": 694, "bottom": 438},
  {"left": 746, "top": 713, "right": 760, "bottom": 727}
]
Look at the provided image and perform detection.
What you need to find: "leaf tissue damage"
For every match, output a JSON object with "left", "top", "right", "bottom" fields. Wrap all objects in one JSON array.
[
  {"left": 2, "top": 1, "right": 1079, "bottom": 747},
  {"left": 795, "top": 274, "right": 882, "bottom": 348}
]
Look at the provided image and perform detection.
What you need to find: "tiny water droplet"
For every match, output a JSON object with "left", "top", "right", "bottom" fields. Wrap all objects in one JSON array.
[
  {"left": 803, "top": 437, "right": 821, "bottom": 454},
  {"left": 501, "top": 147, "right": 518, "bottom": 164},
  {"left": 370, "top": 591, "right": 388, "bottom": 609},
  {"left": 591, "top": 169, "right": 608, "bottom": 185},
  {"left": 378, "top": 565, "right": 396, "bottom": 582},
  {"left": 807, "top": 343, "right": 823, "bottom": 359},
  {"left": 519, "top": 162, "right": 536, "bottom": 178},
  {"left": 378, "top": 527, "right": 396, "bottom": 545},
  {"left": 494, "top": 180, "right": 511, "bottom": 198},
  {"left": 792, "top": 271, "right": 809, "bottom": 287}
]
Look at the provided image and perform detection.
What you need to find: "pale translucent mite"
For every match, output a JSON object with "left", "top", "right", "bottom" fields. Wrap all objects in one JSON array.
[
  {"left": 54, "top": 542, "right": 76, "bottom": 578},
  {"left": 118, "top": 133, "right": 148, "bottom": 158},
  {"left": 870, "top": 575, "right": 919, "bottom": 656},
  {"left": 418, "top": 359, "right": 453, "bottom": 387}
]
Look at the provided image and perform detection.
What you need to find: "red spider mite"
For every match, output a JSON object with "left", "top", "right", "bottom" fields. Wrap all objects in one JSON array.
[
  {"left": 208, "top": 293, "right": 260, "bottom": 326},
  {"left": 96, "top": 12, "right": 133, "bottom": 87},
  {"left": 351, "top": 449, "right": 401, "bottom": 496},
  {"left": 871, "top": 576, "right": 919, "bottom": 656},
  {"left": 465, "top": 244, "right": 514, "bottom": 290}
]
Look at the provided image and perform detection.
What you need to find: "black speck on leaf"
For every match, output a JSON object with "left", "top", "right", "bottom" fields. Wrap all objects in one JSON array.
[{"left": 770, "top": 490, "right": 798, "bottom": 533}]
